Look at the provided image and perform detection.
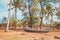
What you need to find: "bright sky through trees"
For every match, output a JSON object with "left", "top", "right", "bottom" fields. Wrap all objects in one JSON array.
[{"left": 0, "top": 0, "right": 60, "bottom": 23}]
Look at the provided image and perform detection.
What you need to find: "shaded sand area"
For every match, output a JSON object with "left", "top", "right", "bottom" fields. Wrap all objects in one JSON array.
[{"left": 0, "top": 30, "right": 60, "bottom": 40}]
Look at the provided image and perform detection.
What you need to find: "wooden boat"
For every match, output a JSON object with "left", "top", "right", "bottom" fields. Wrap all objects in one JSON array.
[{"left": 23, "top": 27, "right": 50, "bottom": 33}]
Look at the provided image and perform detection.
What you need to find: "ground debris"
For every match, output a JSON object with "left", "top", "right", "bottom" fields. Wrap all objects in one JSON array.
[
  {"left": 33, "top": 38, "right": 38, "bottom": 40},
  {"left": 54, "top": 36, "right": 60, "bottom": 39},
  {"left": 20, "top": 33, "right": 25, "bottom": 35}
]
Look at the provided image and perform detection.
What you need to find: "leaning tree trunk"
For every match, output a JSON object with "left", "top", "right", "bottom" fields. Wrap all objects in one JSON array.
[
  {"left": 45, "top": 12, "right": 50, "bottom": 27},
  {"left": 5, "top": 0, "right": 12, "bottom": 32},
  {"left": 39, "top": 1, "right": 43, "bottom": 29},
  {"left": 14, "top": 8, "right": 17, "bottom": 30},
  {"left": 28, "top": 0, "right": 32, "bottom": 28},
  {"left": 29, "top": 7, "right": 32, "bottom": 28}
]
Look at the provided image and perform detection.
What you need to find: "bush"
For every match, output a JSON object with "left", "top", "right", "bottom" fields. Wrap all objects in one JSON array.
[{"left": 55, "top": 23, "right": 60, "bottom": 29}]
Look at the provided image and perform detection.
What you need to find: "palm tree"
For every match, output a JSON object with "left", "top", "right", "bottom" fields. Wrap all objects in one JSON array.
[
  {"left": 21, "top": 0, "right": 40, "bottom": 28},
  {"left": 31, "top": 0, "right": 40, "bottom": 28},
  {"left": 12, "top": 0, "right": 23, "bottom": 29},
  {"left": 13, "top": 0, "right": 26, "bottom": 29},
  {"left": 39, "top": 0, "right": 53, "bottom": 28},
  {"left": 39, "top": 0, "right": 44, "bottom": 29},
  {"left": 56, "top": 10, "right": 60, "bottom": 20},
  {"left": 12, "top": 0, "right": 19, "bottom": 29},
  {"left": 27, "top": 0, "right": 40, "bottom": 28},
  {"left": 6, "top": 0, "right": 12, "bottom": 32},
  {"left": 9, "top": 14, "right": 21, "bottom": 29},
  {"left": 46, "top": 4, "right": 53, "bottom": 25},
  {"left": 27, "top": 0, "right": 33, "bottom": 28}
]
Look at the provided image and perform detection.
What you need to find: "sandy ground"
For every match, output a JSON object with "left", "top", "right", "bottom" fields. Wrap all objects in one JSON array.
[{"left": 0, "top": 29, "right": 60, "bottom": 40}]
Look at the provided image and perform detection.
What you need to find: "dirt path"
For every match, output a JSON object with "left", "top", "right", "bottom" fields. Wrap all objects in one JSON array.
[{"left": 0, "top": 30, "right": 60, "bottom": 40}]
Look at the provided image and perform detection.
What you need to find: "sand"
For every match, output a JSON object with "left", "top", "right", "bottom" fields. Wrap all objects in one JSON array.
[{"left": 0, "top": 29, "right": 60, "bottom": 40}]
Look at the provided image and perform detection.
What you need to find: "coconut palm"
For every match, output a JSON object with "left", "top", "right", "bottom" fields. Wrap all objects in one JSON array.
[
  {"left": 12, "top": 0, "right": 25, "bottom": 29},
  {"left": 31, "top": 0, "right": 40, "bottom": 28},
  {"left": 21, "top": 0, "right": 40, "bottom": 28},
  {"left": 28, "top": 0, "right": 40, "bottom": 28},
  {"left": 39, "top": 0, "right": 54, "bottom": 28},
  {"left": 6, "top": 0, "right": 12, "bottom": 32},
  {"left": 9, "top": 15, "right": 21, "bottom": 30},
  {"left": 27, "top": 0, "right": 33, "bottom": 28},
  {"left": 39, "top": 0, "right": 44, "bottom": 29},
  {"left": 12, "top": 0, "right": 19, "bottom": 29},
  {"left": 56, "top": 10, "right": 60, "bottom": 20},
  {"left": 46, "top": 4, "right": 53, "bottom": 26}
]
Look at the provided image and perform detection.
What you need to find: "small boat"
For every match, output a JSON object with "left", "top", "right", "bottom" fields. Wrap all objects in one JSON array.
[{"left": 23, "top": 27, "right": 50, "bottom": 33}]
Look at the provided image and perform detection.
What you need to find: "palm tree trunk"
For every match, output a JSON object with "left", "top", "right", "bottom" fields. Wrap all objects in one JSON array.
[
  {"left": 5, "top": 0, "right": 12, "bottom": 32},
  {"left": 39, "top": 1, "right": 43, "bottom": 29},
  {"left": 50, "top": 15, "right": 53, "bottom": 26},
  {"left": 14, "top": 8, "right": 17, "bottom": 30},
  {"left": 46, "top": 13, "right": 49, "bottom": 27},
  {"left": 29, "top": 8, "right": 32, "bottom": 28},
  {"left": 28, "top": 0, "right": 32, "bottom": 28}
]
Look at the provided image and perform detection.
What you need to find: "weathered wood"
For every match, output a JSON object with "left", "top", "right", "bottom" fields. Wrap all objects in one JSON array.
[{"left": 23, "top": 27, "right": 50, "bottom": 33}]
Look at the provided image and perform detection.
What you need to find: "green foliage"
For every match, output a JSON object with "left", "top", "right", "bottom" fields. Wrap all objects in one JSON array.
[
  {"left": 10, "top": 15, "right": 16, "bottom": 26},
  {"left": 11, "top": 0, "right": 58, "bottom": 28},
  {"left": 33, "top": 0, "right": 38, "bottom": 6},
  {"left": 16, "top": 19, "right": 21, "bottom": 27},
  {"left": 56, "top": 11, "right": 60, "bottom": 19},
  {"left": 43, "top": 24, "right": 51, "bottom": 27},
  {"left": 13, "top": 0, "right": 19, "bottom": 8},
  {"left": 2, "top": 17, "right": 7, "bottom": 23},
  {"left": 40, "top": 0, "right": 46, "bottom": 2},
  {"left": 20, "top": 0, "right": 54, "bottom": 28},
  {"left": 21, "top": 16, "right": 40, "bottom": 27},
  {"left": 55, "top": 23, "right": 60, "bottom": 29},
  {"left": 31, "top": 7, "right": 40, "bottom": 12},
  {"left": 21, "top": 17, "right": 30, "bottom": 25},
  {"left": 10, "top": 15, "right": 21, "bottom": 27},
  {"left": 46, "top": 4, "right": 52, "bottom": 12}
]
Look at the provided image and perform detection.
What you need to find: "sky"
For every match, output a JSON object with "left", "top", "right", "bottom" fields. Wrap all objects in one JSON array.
[
  {"left": 0, "top": 0, "right": 24, "bottom": 23},
  {"left": 0, "top": 0, "right": 60, "bottom": 23},
  {"left": 0, "top": 0, "right": 23, "bottom": 19}
]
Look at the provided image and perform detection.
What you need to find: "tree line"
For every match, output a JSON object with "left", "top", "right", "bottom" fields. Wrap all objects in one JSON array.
[{"left": 2, "top": 0, "right": 60, "bottom": 32}]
